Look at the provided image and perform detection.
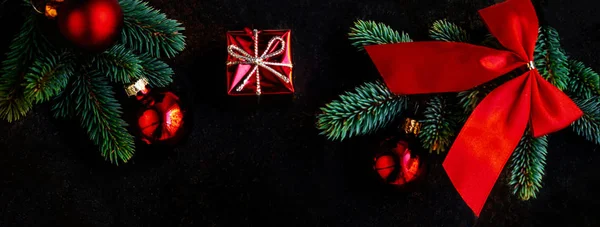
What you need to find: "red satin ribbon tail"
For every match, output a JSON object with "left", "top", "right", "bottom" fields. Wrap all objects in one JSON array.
[
  {"left": 443, "top": 73, "right": 533, "bottom": 216},
  {"left": 529, "top": 71, "right": 584, "bottom": 137},
  {"left": 364, "top": 42, "right": 521, "bottom": 94}
]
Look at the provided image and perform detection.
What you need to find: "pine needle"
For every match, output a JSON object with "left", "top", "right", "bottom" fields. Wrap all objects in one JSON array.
[
  {"left": 567, "top": 60, "right": 600, "bottom": 99},
  {"left": 93, "top": 44, "right": 143, "bottom": 84},
  {"left": 349, "top": 20, "right": 411, "bottom": 51},
  {"left": 138, "top": 53, "right": 174, "bottom": 88},
  {"left": 508, "top": 127, "right": 549, "bottom": 201},
  {"left": 429, "top": 19, "right": 468, "bottom": 42},
  {"left": 51, "top": 87, "right": 75, "bottom": 119},
  {"left": 571, "top": 96, "right": 600, "bottom": 145},
  {"left": 23, "top": 50, "right": 75, "bottom": 103},
  {"left": 317, "top": 81, "right": 407, "bottom": 141},
  {"left": 119, "top": 0, "right": 186, "bottom": 58},
  {"left": 73, "top": 70, "right": 135, "bottom": 164},
  {"left": 534, "top": 26, "right": 569, "bottom": 91},
  {"left": 418, "top": 96, "right": 458, "bottom": 154},
  {"left": 0, "top": 14, "right": 49, "bottom": 122}
]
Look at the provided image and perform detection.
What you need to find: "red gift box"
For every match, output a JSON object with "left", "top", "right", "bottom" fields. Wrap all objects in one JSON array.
[{"left": 226, "top": 28, "right": 293, "bottom": 96}]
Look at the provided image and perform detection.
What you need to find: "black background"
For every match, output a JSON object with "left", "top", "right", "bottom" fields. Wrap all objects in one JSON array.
[{"left": 1, "top": 0, "right": 599, "bottom": 226}]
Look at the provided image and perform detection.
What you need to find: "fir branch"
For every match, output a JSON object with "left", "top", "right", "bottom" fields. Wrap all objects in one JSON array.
[
  {"left": 428, "top": 19, "right": 468, "bottom": 42},
  {"left": 0, "top": 14, "right": 46, "bottom": 122},
  {"left": 571, "top": 96, "right": 600, "bottom": 145},
  {"left": 418, "top": 96, "right": 457, "bottom": 154},
  {"left": 23, "top": 51, "right": 75, "bottom": 103},
  {"left": 566, "top": 60, "right": 600, "bottom": 99},
  {"left": 51, "top": 74, "right": 78, "bottom": 119},
  {"left": 73, "top": 70, "right": 135, "bottom": 164},
  {"left": 138, "top": 53, "right": 173, "bottom": 87},
  {"left": 317, "top": 81, "right": 407, "bottom": 141},
  {"left": 457, "top": 81, "right": 499, "bottom": 114},
  {"left": 51, "top": 88, "right": 75, "bottom": 119},
  {"left": 93, "top": 44, "right": 143, "bottom": 84},
  {"left": 119, "top": 0, "right": 186, "bottom": 58},
  {"left": 507, "top": 127, "right": 548, "bottom": 201},
  {"left": 349, "top": 20, "right": 411, "bottom": 51},
  {"left": 534, "top": 26, "right": 569, "bottom": 91}
]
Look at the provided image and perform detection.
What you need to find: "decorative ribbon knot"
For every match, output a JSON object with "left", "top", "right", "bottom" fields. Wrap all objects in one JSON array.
[
  {"left": 227, "top": 29, "right": 293, "bottom": 95},
  {"left": 363, "top": 0, "right": 583, "bottom": 216},
  {"left": 527, "top": 61, "right": 536, "bottom": 70}
]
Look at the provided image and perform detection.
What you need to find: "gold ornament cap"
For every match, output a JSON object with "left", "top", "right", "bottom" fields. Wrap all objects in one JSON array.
[
  {"left": 403, "top": 118, "right": 422, "bottom": 135},
  {"left": 30, "top": 0, "right": 64, "bottom": 18},
  {"left": 125, "top": 78, "right": 149, "bottom": 96}
]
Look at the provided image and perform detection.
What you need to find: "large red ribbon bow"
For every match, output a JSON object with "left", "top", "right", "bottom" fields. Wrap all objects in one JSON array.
[{"left": 364, "top": 0, "right": 583, "bottom": 216}]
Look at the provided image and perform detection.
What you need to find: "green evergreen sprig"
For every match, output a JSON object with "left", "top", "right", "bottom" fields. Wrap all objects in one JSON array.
[
  {"left": 138, "top": 53, "right": 174, "bottom": 87},
  {"left": 93, "top": 44, "right": 143, "bottom": 84},
  {"left": 51, "top": 87, "right": 74, "bottom": 119},
  {"left": 0, "top": 1, "right": 185, "bottom": 164},
  {"left": 571, "top": 96, "right": 600, "bottom": 145},
  {"left": 429, "top": 19, "right": 468, "bottom": 42},
  {"left": 419, "top": 96, "right": 458, "bottom": 154},
  {"left": 349, "top": 20, "right": 411, "bottom": 51},
  {"left": 317, "top": 81, "right": 408, "bottom": 141},
  {"left": 0, "top": 15, "right": 42, "bottom": 122},
  {"left": 567, "top": 60, "right": 600, "bottom": 99},
  {"left": 23, "top": 51, "right": 75, "bottom": 103},
  {"left": 534, "top": 26, "right": 569, "bottom": 91},
  {"left": 508, "top": 127, "right": 548, "bottom": 201},
  {"left": 73, "top": 71, "right": 135, "bottom": 164},
  {"left": 119, "top": 0, "right": 186, "bottom": 58}
]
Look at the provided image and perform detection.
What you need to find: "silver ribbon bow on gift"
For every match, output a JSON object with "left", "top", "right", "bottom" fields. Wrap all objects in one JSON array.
[{"left": 227, "top": 29, "right": 293, "bottom": 95}]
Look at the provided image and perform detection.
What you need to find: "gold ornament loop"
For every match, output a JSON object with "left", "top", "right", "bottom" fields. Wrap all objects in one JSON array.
[
  {"left": 125, "top": 78, "right": 149, "bottom": 96},
  {"left": 30, "top": 0, "right": 44, "bottom": 14},
  {"left": 403, "top": 118, "right": 422, "bottom": 135}
]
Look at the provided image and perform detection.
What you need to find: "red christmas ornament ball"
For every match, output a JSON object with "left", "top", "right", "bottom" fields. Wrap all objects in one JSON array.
[
  {"left": 138, "top": 109, "right": 160, "bottom": 139},
  {"left": 135, "top": 88, "right": 186, "bottom": 145},
  {"left": 57, "top": 0, "right": 123, "bottom": 52},
  {"left": 374, "top": 140, "right": 425, "bottom": 187},
  {"left": 374, "top": 154, "right": 396, "bottom": 180}
]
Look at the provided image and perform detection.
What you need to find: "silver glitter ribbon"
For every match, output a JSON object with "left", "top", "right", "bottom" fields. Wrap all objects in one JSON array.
[{"left": 227, "top": 29, "right": 293, "bottom": 95}]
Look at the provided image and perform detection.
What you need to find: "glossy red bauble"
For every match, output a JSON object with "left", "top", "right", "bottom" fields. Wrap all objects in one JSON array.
[
  {"left": 135, "top": 88, "right": 185, "bottom": 145},
  {"left": 57, "top": 0, "right": 123, "bottom": 52},
  {"left": 374, "top": 140, "right": 425, "bottom": 187}
]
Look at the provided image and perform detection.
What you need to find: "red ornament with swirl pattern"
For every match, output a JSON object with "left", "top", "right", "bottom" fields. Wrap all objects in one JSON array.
[
  {"left": 373, "top": 118, "right": 426, "bottom": 188},
  {"left": 126, "top": 79, "right": 186, "bottom": 145}
]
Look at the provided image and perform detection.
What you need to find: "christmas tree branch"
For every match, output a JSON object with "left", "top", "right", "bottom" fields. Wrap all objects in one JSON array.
[
  {"left": 93, "top": 44, "right": 143, "bottom": 84},
  {"left": 119, "top": 0, "right": 186, "bottom": 58},
  {"left": 0, "top": 14, "right": 49, "bottom": 122},
  {"left": 51, "top": 86, "right": 75, "bottom": 119},
  {"left": 508, "top": 127, "right": 548, "bottom": 201},
  {"left": 567, "top": 60, "right": 600, "bottom": 99},
  {"left": 317, "top": 81, "right": 408, "bottom": 141},
  {"left": 138, "top": 53, "right": 174, "bottom": 87},
  {"left": 419, "top": 96, "right": 458, "bottom": 154},
  {"left": 73, "top": 70, "right": 135, "bottom": 164},
  {"left": 534, "top": 26, "right": 569, "bottom": 91},
  {"left": 349, "top": 20, "right": 411, "bottom": 51},
  {"left": 428, "top": 19, "right": 468, "bottom": 42},
  {"left": 23, "top": 50, "right": 74, "bottom": 103},
  {"left": 571, "top": 96, "right": 600, "bottom": 145}
]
